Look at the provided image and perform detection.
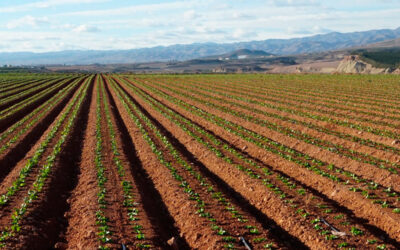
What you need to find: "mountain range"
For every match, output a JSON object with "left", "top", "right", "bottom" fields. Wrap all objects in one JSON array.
[{"left": 1, "top": 27, "right": 400, "bottom": 65}]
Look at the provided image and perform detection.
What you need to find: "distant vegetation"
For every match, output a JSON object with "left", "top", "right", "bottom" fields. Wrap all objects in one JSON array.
[
  {"left": 352, "top": 48, "right": 400, "bottom": 69},
  {"left": 0, "top": 65, "right": 47, "bottom": 73}
]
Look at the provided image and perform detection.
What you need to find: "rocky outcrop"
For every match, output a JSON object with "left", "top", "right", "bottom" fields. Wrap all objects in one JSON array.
[
  {"left": 336, "top": 55, "right": 396, "bottom": 74},
  {"left": 393, "top": 68, "right": 400, "bottom": 74}
]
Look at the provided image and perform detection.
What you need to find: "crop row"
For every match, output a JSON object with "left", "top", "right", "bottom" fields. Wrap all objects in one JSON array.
[
  {"left": 142, "top": 78, "right": 400, "bottom": 176},
  {"left": 178, "top": 76, "right": 400, "bottom": 128},
  {"left": 147, "top": 76, "right": 399, "bottom": 140},
  {"left": 180, "top": 75, "right": 400, "bottom": 116},
  {"left": 126, "top": 76, "right": 400, "bottom": 242},
  {"left": 0, "top": 77, "right": 90, "bottom": 207},
  {"left": 172, "top": 77, "right": 400, "bottom": 156},
  {"left": 189, "top": 74, "right": 400, "bottom": 106},
  {"left": 116, "top": 76, "right": 392, "bottom": 248},
  {"left": 0, "top": 77, "right": 74, "bottom": 111},
  {"left": 146, "top": 76, "right": 400, "bottom": 157},
  {"left": 0, "top": 78, "right": 62, "bottom": 100},
  {"left": 0, "top": 76, "right": 58, "bottom": 92},
  {"left": 0, "top": 76, "right": 92, "bottom": 246},
  {"left": 138, "top": 78, "right": 400, "bottom": 206},
  {"left": 108, "top": 76, "right": 286, "bottom": 249},
  {"left": 0, "top": 77, "right": 79, "bottom": 129},
  {"left": 93, "top": 76, "right": 114, "bottom": 249},
  {"left": 98, "top": 76, "right": 151, "bottom": 248},
  {"left": 0, "top": 78, "right": 53, "bottom": 100},
  {"left": 136, "top": 74, "right": 400, "bottom": 110},
  {"left": 0, "top": 77, "right": 82, "bottom": 156}
]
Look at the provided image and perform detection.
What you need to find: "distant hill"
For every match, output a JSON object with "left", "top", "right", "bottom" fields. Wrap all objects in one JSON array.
[
  {"left": 343, "top": 37, "right": 400, "bottom": 69},
  {"left": 357, "top": 38, "right": 400, "bottom": 49},
  {"left": 1, "top": 27, "right": 400, "bottom": 65},
  {"left": 351, "top": 48, "right": 400, "bottom": 69}
]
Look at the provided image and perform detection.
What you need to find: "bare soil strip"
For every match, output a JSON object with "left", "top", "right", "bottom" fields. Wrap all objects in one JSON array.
[{"left": 64, "top": 76, "right": 100, "bottom": 249}]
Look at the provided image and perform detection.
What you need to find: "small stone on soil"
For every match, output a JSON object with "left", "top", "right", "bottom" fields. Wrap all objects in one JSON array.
[
  {"left": 54, "top": 242, "right": 68, "bottom": 249},
  {"left": 167, "top": 237, "right": 179, "bottom": 249}
]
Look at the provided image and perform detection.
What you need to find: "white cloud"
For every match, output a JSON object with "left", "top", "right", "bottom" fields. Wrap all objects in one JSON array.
[
  {"left": 59, "top": 1, "right": 200, "bottom": 17},
  {"left": 269, "top": 0, "right": 319, "bottom": 7},
  {"left": 183, "top": 10, "right": 199, "bottom": 20},
  {"left": 0, "top": 0, "right": 399, "bottom": 52},
  {"left": 6, "top": 15, "right": 49, "bottom": 29},
  {"left": 287, "top": 25, "right": 333, "bottom": 35},
  {"left": 72, "top": 24, "right": 100, "bottom": 33},
  {"left": 0, "top": 0, "right": 109, "bottom": 13},
  {"left": 231, "top": 28, "right": 257, "bottom": 40},
  {"left": 232, "top": 11, "right": 253, "bottom": 19}
]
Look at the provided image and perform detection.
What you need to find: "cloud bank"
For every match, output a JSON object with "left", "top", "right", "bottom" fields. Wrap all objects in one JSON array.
[{"left": 0, "top": 0, "right": 398, "bottom": 52}]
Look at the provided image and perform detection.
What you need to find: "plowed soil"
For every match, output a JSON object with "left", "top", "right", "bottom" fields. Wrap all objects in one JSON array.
[{"left": 0, "top": 73, "right": 399, "bottom": 250}]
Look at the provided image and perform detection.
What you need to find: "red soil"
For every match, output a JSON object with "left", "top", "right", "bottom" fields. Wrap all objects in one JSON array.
[{"left": 0, "top": 74, "right": 399, "bottom": 249}]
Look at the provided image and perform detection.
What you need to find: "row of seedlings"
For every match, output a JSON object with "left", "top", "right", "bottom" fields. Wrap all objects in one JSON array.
[
  {"left": 108, "top": 76, "right": 284, "bottom": 249},
  {"left": 146, "top": 78, "right": 400, "bottom": 176},
  {"left": 128, "top": 77, "right": 400, "bottom": 240},
  {"left": 182, "top": 76, "right": 400, "bottom": 122},
  {"left": 98, "top": 77, "right": 151, "bottom": 248},
  {"left": 0, "top": 76, "right": 91, "bottom": 207},
  {"left": 201, "top": 77, "right": 400, "bottom": 132},
  {"left": 195, "top": 74, "right": 400, "bottom": 107},
  {"left": 132, "top": 74, "right": 400, "bottom": 110},
  {"left": 139, "top": 78, "right": 400, "bottom": 211},
  {"left": 0, "top": 77, "right": 56, "bottom": 100},
  {"left": 0, "top": 77, "right": 45, "bottom": 92},
  {"left": 152, "top": 76, "right": 400, "bottom": 140},
  {"left": 0, "top": 76, "right": 92, "bottom": 247},
  {"left": 0, "top": 77, "right": 78, "bottom": 126},
  {"left": 221, "top": 75, "right": 400, "bottom": 110},
  {"left": 171, "top": 76, "right": 400, "bottom": 164},
  {"left": 118, "top": 76, "right": 391, "bottom": 249},
  {"left": 0, "top": 76, "right": 73, "bottom": 111},
  {"left": 93, "top": 76, "right": 114, "bottom": 249},
  {"left": 0, "top": 77, "right": 83, "bottom": 156},
  {"left": 0, "top": 75, "right": 59, "bottom": 94},
  {"left": 0, "top": 74, "right": 60, "bottom": 91},
  {"left": 231, "top": 81, "right": 400, "bottom": 121}
]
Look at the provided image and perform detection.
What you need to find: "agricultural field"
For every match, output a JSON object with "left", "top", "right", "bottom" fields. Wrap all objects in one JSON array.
[{"left": 0, "top": 73, "right": 400, "bottom": 249}]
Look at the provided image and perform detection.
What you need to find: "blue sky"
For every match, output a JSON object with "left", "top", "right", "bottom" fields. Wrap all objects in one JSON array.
[{"left": 0, "top": 0, "right": 399, "bottom": 52}]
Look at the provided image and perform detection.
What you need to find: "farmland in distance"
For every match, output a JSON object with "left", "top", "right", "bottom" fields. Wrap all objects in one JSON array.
[{"left": 0, "top": 73, "right": 400, "bottom": 249}]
